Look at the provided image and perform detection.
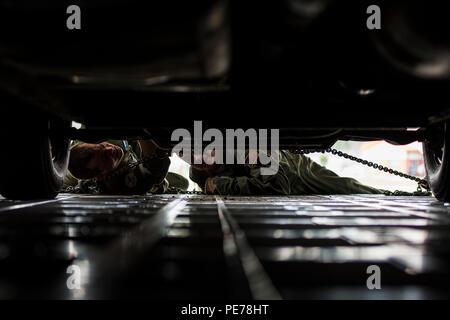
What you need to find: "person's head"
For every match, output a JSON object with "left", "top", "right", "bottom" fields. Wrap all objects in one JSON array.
[
  {"left": 68, "top": 142, "right": 124, "bottom": 180},
  {"left": 178, "top": 149, "right": 225, "bottom": 173}
]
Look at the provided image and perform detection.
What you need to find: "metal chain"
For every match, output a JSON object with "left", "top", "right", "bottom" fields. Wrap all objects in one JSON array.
[{"left": 293, "top": 148, "right": 430, "bottom": 192}]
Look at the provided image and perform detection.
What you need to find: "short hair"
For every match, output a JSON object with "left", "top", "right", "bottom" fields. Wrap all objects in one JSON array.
[{"left": 68, "top": 143, "right": 101, "bottom": 180}]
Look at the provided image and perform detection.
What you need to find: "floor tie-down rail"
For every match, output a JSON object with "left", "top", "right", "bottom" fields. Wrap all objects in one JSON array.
[{"left": 0, "top": 194, "right": 450, "bottom": 299}]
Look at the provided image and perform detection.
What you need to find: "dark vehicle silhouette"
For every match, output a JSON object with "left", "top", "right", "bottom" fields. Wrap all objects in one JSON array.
[{"left": 1, "top": 0, "right": 449, "bottom": 200}]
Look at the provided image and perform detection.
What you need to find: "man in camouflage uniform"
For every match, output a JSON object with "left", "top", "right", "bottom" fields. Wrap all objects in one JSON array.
[
  {"left": 65, "top": 139, "right": 188, "bottom": 195},
  {"left": 189, "top": 150, "right": 385, "bottom": 195}
]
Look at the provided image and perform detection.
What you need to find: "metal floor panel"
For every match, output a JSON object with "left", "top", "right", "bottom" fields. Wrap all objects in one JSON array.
[{"left": 0, "top": 194, "right": 450, "bottom": 299}]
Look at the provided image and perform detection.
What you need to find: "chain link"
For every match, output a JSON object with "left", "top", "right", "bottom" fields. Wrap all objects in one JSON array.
[{"left": 293, "top": 148, "right": 430, "bottom": 192}]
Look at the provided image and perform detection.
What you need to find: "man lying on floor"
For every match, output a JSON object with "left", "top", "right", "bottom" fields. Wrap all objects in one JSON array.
[
  {"left": 64, "top": 140, "right": 189, "bottom": 194},
  {"left": 187, "top": 150, "right": 390, "bottom": 196}
]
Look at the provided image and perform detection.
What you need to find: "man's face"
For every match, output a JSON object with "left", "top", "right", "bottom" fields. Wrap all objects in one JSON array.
[
  {"left": 84, "top": 142, "right": 124, "bottom": 178},
  {"left": 183, "top": 150, "right": 225, "bottom": 173}
]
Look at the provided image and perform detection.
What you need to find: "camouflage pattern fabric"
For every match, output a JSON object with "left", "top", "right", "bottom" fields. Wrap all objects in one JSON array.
[
  {"left": 63, "top": 140, "right": 171, "bottom": 195},
  {"left": 189, "top": 150, "right": 420, "bottom": 196}
]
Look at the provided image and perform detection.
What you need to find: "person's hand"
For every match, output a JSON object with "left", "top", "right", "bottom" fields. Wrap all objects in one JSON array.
[{"left": 204, "top": 177, "right": 216, "bottom": 194}]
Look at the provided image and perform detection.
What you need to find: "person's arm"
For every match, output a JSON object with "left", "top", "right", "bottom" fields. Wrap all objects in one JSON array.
[
  {"left": 204, "top": 166, "right": 291, "bottom": 195},
  {"left": 290, "top": 153, "right": 385, "bottom": 195},
  {"left": 139, "top": 139, "right": 171, "bottom": 185},
  {"left": 63, "top": 171, "right": 79, "bottom": 189},
  {"left": 138, "top": 139, "right": 159, "bottom": 158}
]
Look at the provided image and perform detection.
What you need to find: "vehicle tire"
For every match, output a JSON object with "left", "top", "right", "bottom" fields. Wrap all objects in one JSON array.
[
  {"left": 0, "top": 117, "right": 70, "bottom": 200},
  {"left": 423, "top": 121, "right": 450, "bottom": 202}
]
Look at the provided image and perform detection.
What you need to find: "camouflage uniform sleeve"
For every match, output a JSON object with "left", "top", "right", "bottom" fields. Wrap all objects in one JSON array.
[
  {"left": 62, "top": 171, "right": 79, "bottom": 189},
  {"left": 288, "top": 153, "right": 384, "bottom": 195},
  {"left": 210, "top": 166, "right": 291, "bottom": 195},
  {"left": 101, "top": 152, "right": 170, "bottom": 195}
]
